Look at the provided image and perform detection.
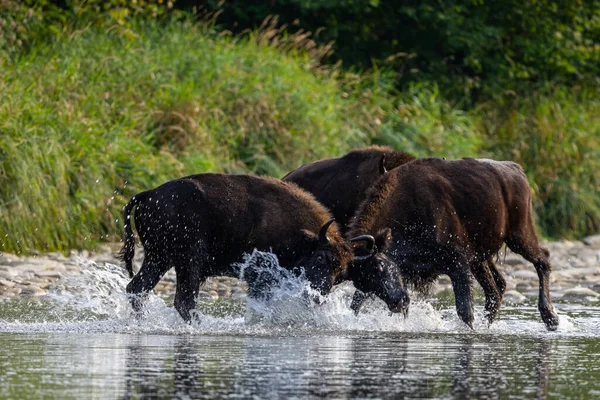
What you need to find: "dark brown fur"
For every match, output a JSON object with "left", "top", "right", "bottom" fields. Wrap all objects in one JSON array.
[
  {"left": 347, "top": 157, "right": 559, "bottom": 330},
  {"left": 283, "top": 146, "right": 416, "bottom": 233},
  {"left": 120, "top": 174, "right": 353, "bottom": 322}
]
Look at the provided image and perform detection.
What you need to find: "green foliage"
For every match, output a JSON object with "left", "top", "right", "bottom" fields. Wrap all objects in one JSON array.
[
  {"left": 0, "top": 17, "right": 383, "bottom": 253},
  {"left": 477, "top": 87, "right": 600, "bottom": 238},
  {"left": 374, "top": 84, "right": 481, "bottom": 158},
  {"left": 0, "top": 0, "right": 174, "bottom": 54},
  {"left": 199, "top": 0, "right": 600, "bottom": 99},
  {"left": 1, "top": 5, "right": 598, "bottom": 255},
  {"left": 0, "top": 0, "right": 46, "bottom": 52}
]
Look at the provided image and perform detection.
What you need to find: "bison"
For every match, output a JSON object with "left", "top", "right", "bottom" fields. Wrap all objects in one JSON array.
[
  {"left": 347, "top": 157, "right": 559, "bottom": 331},
  {"left": 282, "top": 146, "right": 416, "bottom": 233},
  {"left": 119, "top": 174, "right": 406, "bottom": 322}
]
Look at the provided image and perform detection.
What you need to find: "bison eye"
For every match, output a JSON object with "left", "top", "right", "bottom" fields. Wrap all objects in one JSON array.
[{"left": 317, "top": 255, "right": 324, "bottom": 262}]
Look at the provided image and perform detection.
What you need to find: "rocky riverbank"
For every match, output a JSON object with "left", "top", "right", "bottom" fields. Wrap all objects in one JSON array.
[{"left": 1, "top": 236, "right": 599, "bottom": 304}]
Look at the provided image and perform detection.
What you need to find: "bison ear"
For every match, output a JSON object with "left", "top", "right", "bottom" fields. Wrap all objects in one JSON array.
[
  {"left": 301, "top": 229, "right": 319, "bottom": 245},
  {"left": 375, "top": 228, "right": 393, "bottom": 251}
]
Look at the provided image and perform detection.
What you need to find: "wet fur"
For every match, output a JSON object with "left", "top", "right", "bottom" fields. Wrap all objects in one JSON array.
[
  {"left": 283, "top": 146, "right": 415, "bottom": 233},
  {"left": 120, "top": 173, "right": 353, "bottom": 322},
  {"left": 347, "top": 157, "right": 558, "bottom": 330}
]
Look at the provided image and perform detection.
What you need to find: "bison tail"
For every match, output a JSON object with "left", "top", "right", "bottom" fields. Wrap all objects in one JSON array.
[{"left": 118, "top": 192, "right": 147, "bottom": 279}]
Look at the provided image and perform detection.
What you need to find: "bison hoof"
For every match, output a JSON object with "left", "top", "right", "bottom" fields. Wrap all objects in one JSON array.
[
  {"left": 128, "top": 294, "right": 147, "bottom": 314},
  {"left": 543, "top": 313, "right": 559, "bottom": 331},
  {"left": 458, "top": 312, "right": 475, "bottom": 330},
  {"left": 485, "top": 312, "right": 499, "bottom": 325},
  {"left": 459, "top": 316, "right": 474, "bottom": 330},
  {"left": 540, "top": 306, "right": 559, "bottom": 331}
]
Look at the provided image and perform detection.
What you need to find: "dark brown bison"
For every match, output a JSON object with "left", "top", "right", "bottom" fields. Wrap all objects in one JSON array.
[
  {"left": 119, "top": 174, "right": 406, "bottom": 322},
  {"left": 347, "top": 157, "right": 559, "bottom": 331},
  {"left": 282, "top": 146, "right": 416, "bottom": 233}
]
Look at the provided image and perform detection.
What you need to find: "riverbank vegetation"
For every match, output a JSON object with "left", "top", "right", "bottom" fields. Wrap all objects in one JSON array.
[{"left": 0, "top": 1, "right": 598, "bottom": 254}]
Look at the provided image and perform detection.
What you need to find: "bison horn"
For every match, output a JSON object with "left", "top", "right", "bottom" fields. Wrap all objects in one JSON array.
[
  {"left": 319, "top": 218, "right": 335, "bottom": 245},
  {"left": 350, "top": 234, "right": 375, "bottom": 252},
  {"left": 350, "top": 235, "right": 377, "bottom": 261},
  {"left": 379, "top": 154, "right": 388, "bottom": 174}
]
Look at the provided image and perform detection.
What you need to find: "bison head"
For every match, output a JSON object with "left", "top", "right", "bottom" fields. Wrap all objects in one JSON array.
[
  {"left": 346, "top": 228, "right": 409, "bottom": 315},
  {"left": 296, "top": 218, "right": 353, "bottom": 296}
]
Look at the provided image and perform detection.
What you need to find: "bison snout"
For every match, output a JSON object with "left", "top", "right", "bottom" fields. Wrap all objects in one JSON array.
[{"left": 387, "top": 291, "right": 410, "bottom": 317}]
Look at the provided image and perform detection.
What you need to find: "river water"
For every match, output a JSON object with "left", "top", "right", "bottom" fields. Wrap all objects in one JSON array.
[{"left": 1, "top": 254, "right": 599, "bottom": 399}]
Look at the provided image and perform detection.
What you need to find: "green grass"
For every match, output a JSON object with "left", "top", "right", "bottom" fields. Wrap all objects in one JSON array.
[
  {"left": 477, "top": 87, "right": 600, "bottom": 238},
  {"left": 373, "top": 83, "right": 482, "bottom": 159},
  {"left": 0, "top": 16, "right": 598, "bottom": 254},
  {"left": 0, "top": 18, "right": 382, "bottom": 253}
]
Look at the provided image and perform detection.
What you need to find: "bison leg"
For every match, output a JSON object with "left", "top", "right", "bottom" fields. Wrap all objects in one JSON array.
[
  {"left": 449, "top": 267, "right": 474, "bottom": 329},
  {"left": 487, "top": 258, "right": 506, "bottom": 298},
  {"left": 126, "top": 255, "right": 169, "bottom": 313},
  {"left": 471, "top": 261, "right": 502, "bottom": 324},
  {"left": 174, "top": 263, "right": 204, "bottom": 323},
  {"left": 507, "top": 237, "right": 558, "bottom": 331},
  {"left": 531, "top": 249, "right": 559, "bottom": 331},
  {"left": 350, "top": 290, "right": 367, "bottom": 314}
]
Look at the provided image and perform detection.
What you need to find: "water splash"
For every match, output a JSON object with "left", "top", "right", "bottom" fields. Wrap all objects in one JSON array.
[
  {"left": 0, "top": 251, "right": 597, "bottom": 337},
  {"left": 50, "top": 258, "right": 133, "bottom": 318}
]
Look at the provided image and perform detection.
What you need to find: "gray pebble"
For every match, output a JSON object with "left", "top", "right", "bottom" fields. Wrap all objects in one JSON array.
[
  {"left": 571, "top": 266, "right": 600, "bottom": 276},
  {"left": 0, "top": 269, "right": 19, "bottom": 279},
  {"left": 509, "top": 270, "right": 538, "bottom": 280},
  {"left": 34, "top": 271, "right": 63, "bottom": 279},
  {"left": 7, "top": 287, "right": 22, "bottom": 295},
  {"left": 516, "top": 282, "right": 534, "bottom": 291},
  {"left": 503, "top": 290, "right": 527, "bottom": 303},
  {"left": 561, "top": 287, "right": 600, "bottom": 302},
  {"left": 583, "top": 234, "right": 600, "bottom": 247},
  {"left": 20, "top": 287, "right": 47, "bottom": 297},
  {"left": 503, "top": 257, "right": 525, "bottom": 267},
  {"left": 0, "top": 278, "right": 15, "bottom": 288}
]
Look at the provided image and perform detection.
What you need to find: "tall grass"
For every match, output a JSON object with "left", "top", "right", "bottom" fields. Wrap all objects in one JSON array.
[
  {"left": 374, "top": 84, "right": 482, "bottom": 159},
  {"left": 0, "top": 15, "right": 598, "bottom": 254},
  {"left": 0, "top": 18, "right": 381, "bottom": 253},
  {"left": 477, "top": 88, "right": 600, "bottom": 239}
]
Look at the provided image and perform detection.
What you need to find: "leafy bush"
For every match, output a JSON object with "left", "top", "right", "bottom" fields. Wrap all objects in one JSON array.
[{"left": 198, "top": 0, "right": 600, "bottom": 99}]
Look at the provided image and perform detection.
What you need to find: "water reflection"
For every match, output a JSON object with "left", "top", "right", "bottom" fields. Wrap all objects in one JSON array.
[
  {"left": 535, "top": 339, "right": 551, "bottom": 399},
  {"left": 115, "top": 334, "right": 568, "bottom": 399},
  {"left": 172, "top": 338, "right": 203, "bottom": 399},
  {"left": 1, "top": 332, "right": 599, "bottom": 399},
  {"left": 122, "top": 336, "right": 209, "bottom": 399}
]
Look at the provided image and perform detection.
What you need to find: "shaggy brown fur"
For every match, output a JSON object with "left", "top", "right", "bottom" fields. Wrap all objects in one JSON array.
[
  {"left": 282, "top": 146, "right": 416, "bottom": 233},
  {"left": 120, "top": 173, "right": 354, "bottom": 322},
  {"left": 347, "top": 157, "right": 559, "bottom": 331}
]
